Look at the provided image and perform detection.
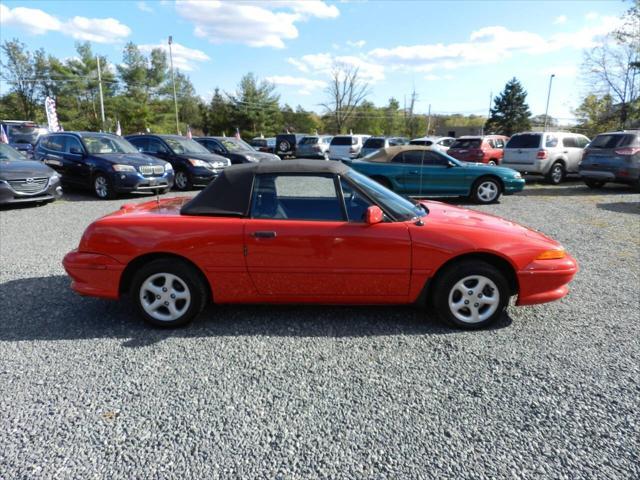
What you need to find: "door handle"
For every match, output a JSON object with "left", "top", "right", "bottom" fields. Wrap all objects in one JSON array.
[
  {"left": 252, "top": 231, "right": 277, "bottom": 238},
  {"left": 409, "top": 170, "right": 419, "bottom": 175}
]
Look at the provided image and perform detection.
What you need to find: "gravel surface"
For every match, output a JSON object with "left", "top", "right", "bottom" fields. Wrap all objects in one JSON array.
[{"left": 1, "top": 178, "right": 639, "bottom": 479}]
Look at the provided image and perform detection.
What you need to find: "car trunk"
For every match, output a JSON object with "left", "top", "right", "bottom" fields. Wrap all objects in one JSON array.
[
  {"left": 503, "top": 134, "right": 543, "bottom": 164},
  {"left": 582, "top": 134, "right": 637, "bottom": 172}
]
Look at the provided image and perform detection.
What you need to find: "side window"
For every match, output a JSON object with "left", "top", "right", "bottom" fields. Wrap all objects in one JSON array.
[
  {"left": 211, "top": 140, "right": 226, "bottom": 154},
  {"left": 48, "top": 135, "right": 65, "bottom": 152},
  {"left": 65, "top": 136, "right": 83, "bottom": 154},
  {"left": 545, "top": 135, "right": 558, "bottom": 148},
  {"left": 129, "top": 137, "right": 148, "bottom": 152},
  {"left": 147, "top": 139, "right": 168, "bottom": 154},
  {"left": 340, "top": 177, "right": 373, "bottom": 222},
  {"left": 486, "top": 139, "right": 496, "bottom": 148},
  {"left": 391, "top": 152, "right": 405, "bottom": 164},
  {"left": 494, "top": 138, "right": 505, "bottom": 148},
  {"left": 403, "top": 150, "right": 429, "bottom": 165},
  {"left": 562, "top": 137, "right": 577, "bottom": 148},
  {"left": 576, "top": 136, "right": 589, "bottom": 148},
  {"left": 251, "top": 174, "right": 344, "bottom": 221},
  {"left": 422, "top": 151, "right": 449, "bottom": 166}
]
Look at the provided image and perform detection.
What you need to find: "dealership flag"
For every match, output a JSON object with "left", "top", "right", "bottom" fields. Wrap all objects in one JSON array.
[
  {"left": 186, "top": 125, "right": 192, "bottom": 139},
  {"left": 44, "top": 96, "right": 62, "bottom": 132},
  {"left": 235, "top": 127, "right": 241, "bottom": 140},
  {"left": 0, "top": 125, "right": 8, "bottom": 144},
  {"left": 115, "top": 120, "right": 122, "bottom": 136}
]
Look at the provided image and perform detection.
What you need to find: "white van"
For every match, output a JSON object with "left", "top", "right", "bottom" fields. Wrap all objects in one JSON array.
[
  {"left": 328, "top": 134, "right": 370, "bottom": 160},
  {"left": 502, "top": 132, "right": 590, "bottom": 184}
]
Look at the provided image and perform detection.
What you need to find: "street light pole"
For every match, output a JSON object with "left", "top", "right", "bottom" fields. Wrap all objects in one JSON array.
[
  {"left": 168, "top": 35, "right": 180, "bottom": 134},
  {"left": 543, "top": 74, "right": 555, "bottom": 132},
  {"left": 96, "top": 56, "right": 106, "bottom": 131}
]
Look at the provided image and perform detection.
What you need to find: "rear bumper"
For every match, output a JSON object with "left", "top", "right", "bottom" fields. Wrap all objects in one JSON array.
[
  {"left": 62, "top": 250, "right": 124, "bottom": 299},
  {"left": 502, "top": 159, "right": 549, "bottom": 175},
  {"left": 580, "top": 167, "right": 639, "bottom": 183},
  {"left": 516, "top": 254, "right": 578, "bottom": 306}
]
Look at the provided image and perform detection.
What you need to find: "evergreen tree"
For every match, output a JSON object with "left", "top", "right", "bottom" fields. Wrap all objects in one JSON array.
[
  {"left": 227, "top": 73, "right": 282, "bottom": 137},
  {"left": 485, "top": 78, "right": 531, "bottom": 135}
]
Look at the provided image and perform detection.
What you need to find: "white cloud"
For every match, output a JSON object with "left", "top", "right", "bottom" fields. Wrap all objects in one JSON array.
[
  {"left": 346, "top": 39, "right": 366, "bottom": 48},
  {"left": 289, "top": 52, "right": 385, "bottom": 82},
  {"left": 554, "top": 15, "right": 567, "bottom": 25},
  {"left": 424, "top": 74, "right": 454, "bottom": 81},
  {"left": 0, "top": 4, "right": 62, "bottom": 34},
  {"left": 543, "top": 65, "right": 577, "bottom": 78},
  {"left": 175, "top": 0, "right": 339, "bottom": 48},
  {"left": 586, "top": 11, "right": 599, "bottom": 20},
  {"left": 66, "top": 16, "right": 131, "bottom": 43},
  {"left": 137, "top": 1, "right": 153, "bottom": 12},
  {"left": 265, "top": 75, "right": 327, "bottom": 95},
  {"left": 139, "top": 41, "right": 210, "bottom": 71},
  {"left": 0, "top": 4, "right": 130, "bottom": 43}
]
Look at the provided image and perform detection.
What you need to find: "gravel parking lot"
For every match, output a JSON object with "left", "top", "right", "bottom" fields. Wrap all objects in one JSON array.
[{"left": 1, "top": 178, "right": 639, "bottom": 479}]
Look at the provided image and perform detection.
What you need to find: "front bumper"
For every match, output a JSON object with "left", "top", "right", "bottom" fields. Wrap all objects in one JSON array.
[
  {"left": 503, "top": 177, "right": 526, "bottom": 195},
  {"left": 516, "top": 254, "right": 578, "bottom": 306},
  {"left": 112, "top": 171, "right": 175, "bottom": 193},
  {"left": 63, "top": 250, "right": 124, "bottom": 299},
  {"left": 190, "top": 166, "right": 222, "bottom": 186},
  {"left": 0, "top": 177, "right": 63, "bottom": 205}
]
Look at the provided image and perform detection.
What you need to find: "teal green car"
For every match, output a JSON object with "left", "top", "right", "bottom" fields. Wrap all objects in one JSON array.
[{"left": 346, "top": 146, "right": 525, "bottom": 204}]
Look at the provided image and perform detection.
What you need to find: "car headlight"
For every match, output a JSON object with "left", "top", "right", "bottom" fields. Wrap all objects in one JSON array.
[
  {"left": 513, "top": 172, "right": 522, "bottom": 179},
  {"left": 164, "top": 162, "right": 173, "bottom": 171},
  {"left": 49, "top": 174, "right": 60, "bottom": 183},
  {"left": 245, "top": 155, "right": 259, "bottom": 163},
  {"left": 112, "top": 164, "right": 136, "bottom": 172},
  {"left": 188, "top": 158, "right": 209, "bottom": 167}
]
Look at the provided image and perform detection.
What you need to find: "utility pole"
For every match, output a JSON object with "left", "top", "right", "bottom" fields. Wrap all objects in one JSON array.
[
  {"left": 168, "top": 36, "right": 180, "bottom": 134},
  {"left": 426, "top": 104, "right": 431, "bottom": 135},
  {"left": 544, "top": 74, "right": 555, "bottom": 131},
  {"left": 483, "top": 90, "right": 492, "bottom": 136},
  {"left": 96, "top": 56, "right": 106, "bottom": 131}
]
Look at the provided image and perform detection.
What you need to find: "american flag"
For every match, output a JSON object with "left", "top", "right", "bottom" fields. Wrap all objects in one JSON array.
[
  {"left": 0, "top": 125, "right": 8, "bottom": 144},
  {"left": 115, "top": 120, "right": 122, "bottom": 136},
  {"left": 186, "top": 125, "right": 192, "bottom": 139},
  {"left": 235, "top": 127, "right": 241, "bottom": 140}
]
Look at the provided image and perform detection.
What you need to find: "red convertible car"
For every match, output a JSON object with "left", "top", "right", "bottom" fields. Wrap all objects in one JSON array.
[{"left": 63, "top": 161, "right": 578, "bottom": 329}]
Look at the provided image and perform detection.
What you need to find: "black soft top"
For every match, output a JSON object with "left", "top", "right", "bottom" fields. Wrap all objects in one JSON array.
[{"left": 180, "top": 160, "right": 350, "bottom": 217}]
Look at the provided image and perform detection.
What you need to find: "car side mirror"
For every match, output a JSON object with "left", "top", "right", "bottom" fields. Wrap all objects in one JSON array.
[
  {"left": 69, "top": 147, "right": 84, "bottom": 156},
  {"left": 365, "top": 205, "right": 384, "bottom": 225},
  {"left": 447, "top": 161, "right": 456, "bottom": 168}
]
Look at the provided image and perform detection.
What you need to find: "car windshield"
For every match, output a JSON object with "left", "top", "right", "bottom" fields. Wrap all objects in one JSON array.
[
  {"left": 81, "top": 134, "right": 138, "bottom": 154},
  {"left": 6, "top": 124, "right": 40, "bottom": 139},
  {"left": 346, "top": 169, "right": 427, "bottom": 221},
  {"left": 364, "top": 138, "right": 385, "bottom": 149},
  {"left": 0, "top": 143, "right": 26, "bottom": 161},
  {"left": 165, "top": 137, "right": 211, "bottom": 154},
  {"left": 451, "top": 139, "right": 481, "bottom": 149},
  {"left": 219, "top": 138, "right": 253, "bottom": 152},
  {"left": 589, "top": 134, "right": 635, "bottom": 149},
  {"left": 506, "top": 134, "right": 541, "bottom": 149},
  {"left": 409, "top": 139, "right": 433, "bottom": 146},
  {"left": 331, "top": 136, "right": 355, "bottom": 146}
]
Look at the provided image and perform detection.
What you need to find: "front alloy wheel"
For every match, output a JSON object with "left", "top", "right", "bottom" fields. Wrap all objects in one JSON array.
[
  {"left": 472, "top": 178, "right": 501, "bottom": 204},
  {"left": 93, "top": 174, "right": 113, "bottom": 199},
  {"left": 174, "top": 170, "right": 191, "bottom": 191},
  {"left": 448, "top": 275, "right": 500, "bottom": 324}
]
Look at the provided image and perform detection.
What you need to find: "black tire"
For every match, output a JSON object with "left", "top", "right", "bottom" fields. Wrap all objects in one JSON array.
[
  {"left": 372, "top": 176, "right": 392, "bottom": 190},
  {"left": 174, "top": 169, "right": 192, "bottom": 191},
  {"left": 546, "top": 162, "right": 565, "bottom": 185},
  {"left": 430, "top": 260, "right": 510, "bottom": 329},
  {"left": 131, "top": 258, "right": 208, "bottom": 327},
  {"left": 487, "top": 159, "right": 497, "bottom": 166},
  {"left": 584, "top": 179, "right": 606, "bottom": 189},
  {"left": 471, "top": 176, "right": 502, "bottom": 204},
  {"left": 93, "top": 172, "right": 115, "bottom": 200}
]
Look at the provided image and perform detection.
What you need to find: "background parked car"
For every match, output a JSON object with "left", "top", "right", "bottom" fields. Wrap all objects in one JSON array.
[
  {"left": 579, "top": 130, "right": 640, "bottom": 190},
  {"left": 360, "top": 136, "right": 408, "bottom": 157},
  {"left": 250, "top": 137, "right": 276, "bottom": 153},
  {"left": 350, "top": 145, "right": 524, "bottom": 204},
  {"left": 502, "top": 131, "right": 590, "bottom": 184},
  {"left": 0, "top": 143, "right": 62, "bottom": 205},
  {"left": 126, "top": 134, "right": 229, "bottom": 191},
  {"left": 195, "top": 136, "right": 280, "bottom": 163},
  {"left": 275, "top": 133, "right": 309, "bottom": 158},
  {"left": 296, "top": 135, "right": 333, "bottom": 158},
  {"left": 447, "top": 135, "right": 509, "bottom": 165},
  {"left": 1, "top": 120, "right": 49, "bottom": 157},
  {"left": 35, "top": 132, "right": 173, "bottom": 199},
  {"left": 409, "top": 136, "right": 455, "bottom": 153},
  {"left": 328, "top": 134, "right": 371, "bottom": 160}
]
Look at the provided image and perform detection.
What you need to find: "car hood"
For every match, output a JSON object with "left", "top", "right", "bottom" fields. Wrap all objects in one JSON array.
[
  {"left": 94, "top": 153, "right": 166, "bottom": 166},
  {"left": 0, "top": 159, "right": 56, "bottom": 180},
  {"left": 234, "top": 151, "right": 279, "bottom": 162},
  {"left": 457, "top": 163, "right": 519, "bottom": 177},
  {"left": 176, "top": 152, "right": 229, "bottom": 163},
  {"left": 420, "top": 200, "right": 558, "bottom": 245}
]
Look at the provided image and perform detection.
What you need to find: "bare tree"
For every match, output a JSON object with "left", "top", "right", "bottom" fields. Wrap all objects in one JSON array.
[
  {"left": 321, "top": 64, "right": 370, "bottom": 133},
  {"left": 582, "top": 3, "right": 639, "bottom": 127}
]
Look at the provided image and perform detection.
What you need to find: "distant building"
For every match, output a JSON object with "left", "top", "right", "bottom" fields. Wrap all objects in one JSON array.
[{"left": 434, "top": 126, "right": 483, "bottom": 137}]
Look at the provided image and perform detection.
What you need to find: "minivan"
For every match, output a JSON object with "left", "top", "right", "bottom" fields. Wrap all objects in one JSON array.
[
  {"left": 579, "top": 130, "right": 639, "bottom": 190},
  {"left": 296, "top": 135, "right": 333, "bottom": 158},
  {"left": 502, "top": 132, "right": 590, "bottom": 184},
  {"left": 360, "top": 137, "right": 408, "bottom": 157},
  {"left": 328, "top": 134, "right": 371, "bottom": 160}
]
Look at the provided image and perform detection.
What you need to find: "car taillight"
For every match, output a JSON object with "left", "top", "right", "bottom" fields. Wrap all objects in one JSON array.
[
  {"left": 312, "top": 145, "right": 321, "bottom": 150},
  {"left": 536, "top": 149, "right": 547, "bottom": 159},
  {"left": 350, "top": 147, "right": 357, "bottom": 153},
  {"left": 614, "top": 147, "right": 640, "bottom": 156}
]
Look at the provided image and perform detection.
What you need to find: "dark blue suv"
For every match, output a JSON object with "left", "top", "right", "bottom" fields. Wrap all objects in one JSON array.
[
  {"left": 126, "top": 134, "right": 231, "bottom": 190},
  {"left": 34, "top": 132, "right": 174, "bottom": 199}
]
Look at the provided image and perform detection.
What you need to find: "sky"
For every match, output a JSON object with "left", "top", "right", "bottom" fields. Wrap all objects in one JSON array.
[{"left": 0, "top": 0, "right": 629, "bottom": 123}]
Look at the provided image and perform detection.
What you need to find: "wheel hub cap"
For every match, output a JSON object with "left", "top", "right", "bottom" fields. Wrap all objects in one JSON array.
[
  {"left": 478, "top": 181, "right": 498, "bottom": 202},
  {"left": 176, "top": 172, "right": 187, "bottom": 188},
  {"left": 95, "top": 177, "right": 107, "bottom": 197},
  {"left": 448, "top": 275, "right": 499, "bottom": 324},
  {"left": 140, "top": 273, "right": 191, "bottom": 322}
]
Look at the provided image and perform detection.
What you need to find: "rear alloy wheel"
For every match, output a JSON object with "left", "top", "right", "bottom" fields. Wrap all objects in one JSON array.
[
  {"left": 131, "top": 259, "right": 207, "bottom": 327},
  {"left": 174, "top": 170, "right": 192, "bottom": 191},
  {"left": 547, "top": 162, "right": 565, "bottom": 185},
  {"left": 93, "top": 173, "right": 114, "bottom": 200},
  {"left": 431, "top": 260, "right": 509, "bottom": 329},
  {"left": 584, "top": 179, "right": 606, "bottom": 189},
  {"left": 487, "top": 160, "right": 497, "bottom": 166},
  {"left": 472, "top": 177, "right": 501, "bottom": 204}
]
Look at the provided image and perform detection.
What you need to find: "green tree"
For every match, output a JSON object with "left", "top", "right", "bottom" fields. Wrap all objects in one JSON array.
[
  {"left": 203, "top": 88, "right": 231, "bottom": 135},
  {"left": 573, "top": 94, "right": 619, "bottom": 137},
  {"left": 351, "top": 100, "right": 383, "bottom": 135},
  {"left": 227, "top": 73, "right": 282, "bottom": 137},
  {"left": 382, "top": 98, "right": 402, "bottom": 135},
  {"left": 485, "top": 77, "right": 532, "bottom": 135},
  {"left": 0, "top": 39, "right": 46, "bottom": 120}
]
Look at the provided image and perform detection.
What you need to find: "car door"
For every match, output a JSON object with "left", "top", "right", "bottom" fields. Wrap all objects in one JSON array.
[
  {"left": 63, "top": 135, "right": 92, "bottom": 187},
  {"left": 562, "top": 136, "right": 582, "bottom": 172},
  {"left": 420, "top": 151, "right": 467, "bottom": 194},
  {"left": 40, "top": 135, "right": 68, "bottom": 177},
  {"left": 244, "top": 173, "right": 412, "bottom": 298}
]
